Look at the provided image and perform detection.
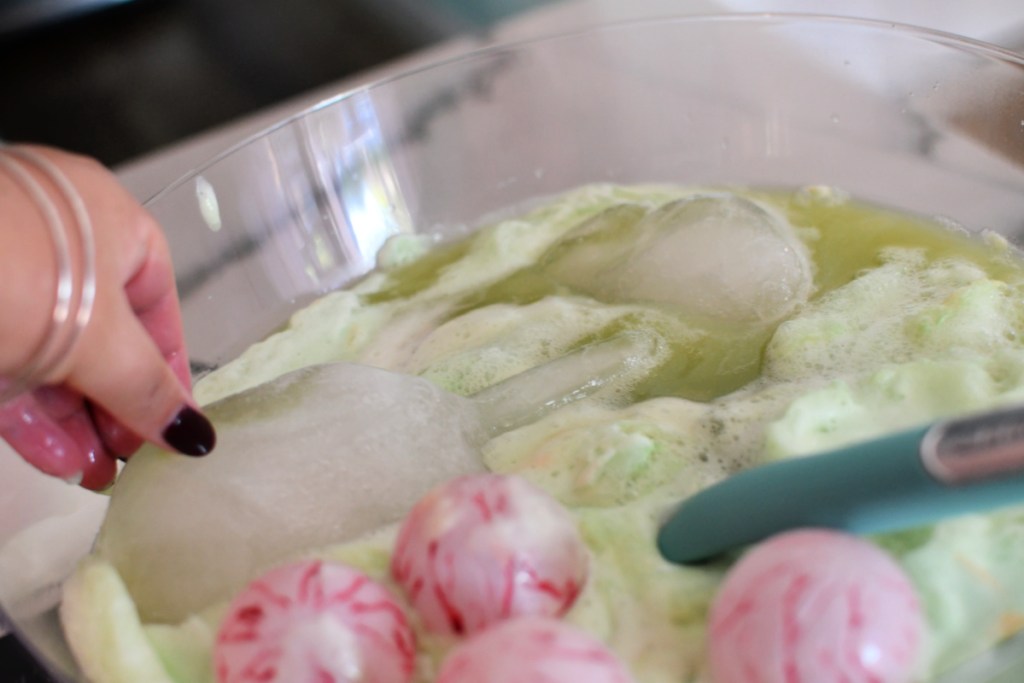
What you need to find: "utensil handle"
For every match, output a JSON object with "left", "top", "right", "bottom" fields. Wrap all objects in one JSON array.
[
  {"left": 658, "top": 416, "right": 1024, "bottom": 565},
  {"left": 922, "top": 404, "right": 1024, "bottom": 483}
]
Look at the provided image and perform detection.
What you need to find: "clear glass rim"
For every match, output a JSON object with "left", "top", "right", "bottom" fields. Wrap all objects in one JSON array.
[{"left": 143, "top": 11, "right": 1024, "bottom": 207}]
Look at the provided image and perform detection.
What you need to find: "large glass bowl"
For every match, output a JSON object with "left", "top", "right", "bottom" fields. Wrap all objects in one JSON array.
[{"left": 3, "top": 13, "right": 1024, "bottom": 683}]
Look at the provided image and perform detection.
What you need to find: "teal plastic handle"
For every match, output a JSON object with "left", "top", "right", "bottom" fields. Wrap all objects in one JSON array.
[{"left": 657, "top": 417, "right": 1024, "bottom": 565}]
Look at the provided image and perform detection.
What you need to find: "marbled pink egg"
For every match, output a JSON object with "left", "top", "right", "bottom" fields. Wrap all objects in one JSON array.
[
  {"left": 708, "top": 529, "right": 924, "bottom": 683},
  {"left": 437, "top": 616, "right": 635, "bottom": 683},
  {"left": 390, "top": 473, "right": 589, "bottom": 636},
  {"left": 214, "top": 560, "right": 415, "bottom": 683}
]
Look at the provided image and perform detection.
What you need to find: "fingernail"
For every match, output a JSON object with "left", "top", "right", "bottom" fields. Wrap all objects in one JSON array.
[{"left": 162, "top": 407, "right": 216, "bottom": 456}]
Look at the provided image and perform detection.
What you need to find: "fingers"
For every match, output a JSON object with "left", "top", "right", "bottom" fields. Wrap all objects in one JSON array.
[
  {"left": 57, "top": 402, "right": 119, "bottom": 490},
  {"left": 0, "top": 389, "right": 118, "bottom": 490},
  {"left": 92, "top": 226, "right": 192, "bottom": 457},
  {"left": 92, "top": 407, "right": 144, "bottom": 459},
  {"left": 67, "top": 279, "right": 215, "bottom": 458},
  {"left": 0, "top": 395, "right": 82, "bottom": 482},
  {"left": 49, "top": 146, "right": 213, "bottom": 456},
  {"left": 0, "top": 145, "right": 216, "bottom": 487}
]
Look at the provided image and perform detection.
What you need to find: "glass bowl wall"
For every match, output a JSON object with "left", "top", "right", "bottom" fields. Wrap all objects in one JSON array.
[{"left": 2, "top": 14, "right": 1024, "bottom": 683}]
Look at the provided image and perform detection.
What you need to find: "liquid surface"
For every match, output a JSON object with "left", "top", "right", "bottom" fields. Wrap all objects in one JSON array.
[{"left": 62, "top": 185, "right": 1024, "bottom": 683}]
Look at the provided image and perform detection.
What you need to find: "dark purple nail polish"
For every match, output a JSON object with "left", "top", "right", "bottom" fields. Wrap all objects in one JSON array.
[{"left": 163, "top": 407, "right": 216, "bottom": 456}]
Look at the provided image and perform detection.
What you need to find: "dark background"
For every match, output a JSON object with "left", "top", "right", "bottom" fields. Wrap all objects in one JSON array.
[
  {"left": 2, "top": 632, "right": 55, "bottom": 683},
  {"left": 0, "top": 0, "right": 551, "bottom": 167},
  {"left": 0, "top": 3, "right": 552, "bottom": 679}
]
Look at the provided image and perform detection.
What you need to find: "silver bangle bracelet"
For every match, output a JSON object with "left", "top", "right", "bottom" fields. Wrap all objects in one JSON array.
[{"left": 0, "top": 146, "right": 97, "bottom": 402}]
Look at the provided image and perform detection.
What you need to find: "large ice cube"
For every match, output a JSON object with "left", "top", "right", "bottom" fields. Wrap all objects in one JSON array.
[
  {"left": 98, "top": 334, "right": 651, "bottom": 623},
  {"left": 543, "top": 195, "right": 813, "bottom": 323},
  {"left": 98, "top": 363, "right": 486, "bottom": 623}
]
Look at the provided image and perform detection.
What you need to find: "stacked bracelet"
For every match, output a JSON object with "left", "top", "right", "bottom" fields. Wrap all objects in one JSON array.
[{"left": 0, "top": 146, "right": 96, "bottom": 402}]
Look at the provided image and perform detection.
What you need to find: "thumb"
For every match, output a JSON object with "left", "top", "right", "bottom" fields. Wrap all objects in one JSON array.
[{"left": 68, "top": 294, "right": 216, "bottom": 457}]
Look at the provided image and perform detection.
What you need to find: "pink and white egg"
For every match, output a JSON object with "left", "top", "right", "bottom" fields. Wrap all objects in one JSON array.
[
  {"left": 214, "top": 560, "right": 415, "bottom": 683},
  {"left": 211, "top": 473, "right": 924, "bottom": 683},
  {"left": 707, "top": 529, "right": 925, "bottom": 683},
  {"left": 212, "top": 473, "right": 596, "bottom": 682},
  {"left": 436, "top": 616, "right": 635, "bottom": 683},
  {"left": 390, "top": 473, "right": 590, "bottom": 636}
]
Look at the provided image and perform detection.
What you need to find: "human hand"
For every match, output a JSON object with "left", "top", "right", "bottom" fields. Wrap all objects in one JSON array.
[{"left": 0, "top": 145, "right": 215, "bottom": 490}]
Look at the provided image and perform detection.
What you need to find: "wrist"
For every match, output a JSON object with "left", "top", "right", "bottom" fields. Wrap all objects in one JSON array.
[{"left": 0, "top": 146, "right": 95, "bottom": 401}]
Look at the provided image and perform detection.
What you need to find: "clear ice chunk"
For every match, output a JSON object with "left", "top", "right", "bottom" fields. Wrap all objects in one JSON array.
[
  {"left": 543, "top": 194, "right": 814, "bottom": 324},
  {"left": 99, "top": 334, "right": 654, "bottom": 622},
  {"left": 99, "top": 364, "right": 484, "bottom": 622},
  {"left": 473, "top": 330, "right": 665, "bottom": 433}
]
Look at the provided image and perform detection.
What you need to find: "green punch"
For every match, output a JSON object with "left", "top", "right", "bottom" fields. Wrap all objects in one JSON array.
[{"left": 657, "top": 404, "right": 1024, "bottom": 565}]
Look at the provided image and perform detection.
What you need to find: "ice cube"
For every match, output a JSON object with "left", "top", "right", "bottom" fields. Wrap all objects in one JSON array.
[
  {"left": 540, "top": 203, "right": 647, "bottom": 293},
  {"left": 98, "top": 363, "right": 486, "bottom": 623},
  {"left": 473, "top": 330, "right": 666, "bottom": 433},
  {"left": 98, "top": 333, "right": 652, "bottom": 623},
  {"left": 544, "top": 195, "right": 813, "bottom": 324}
]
